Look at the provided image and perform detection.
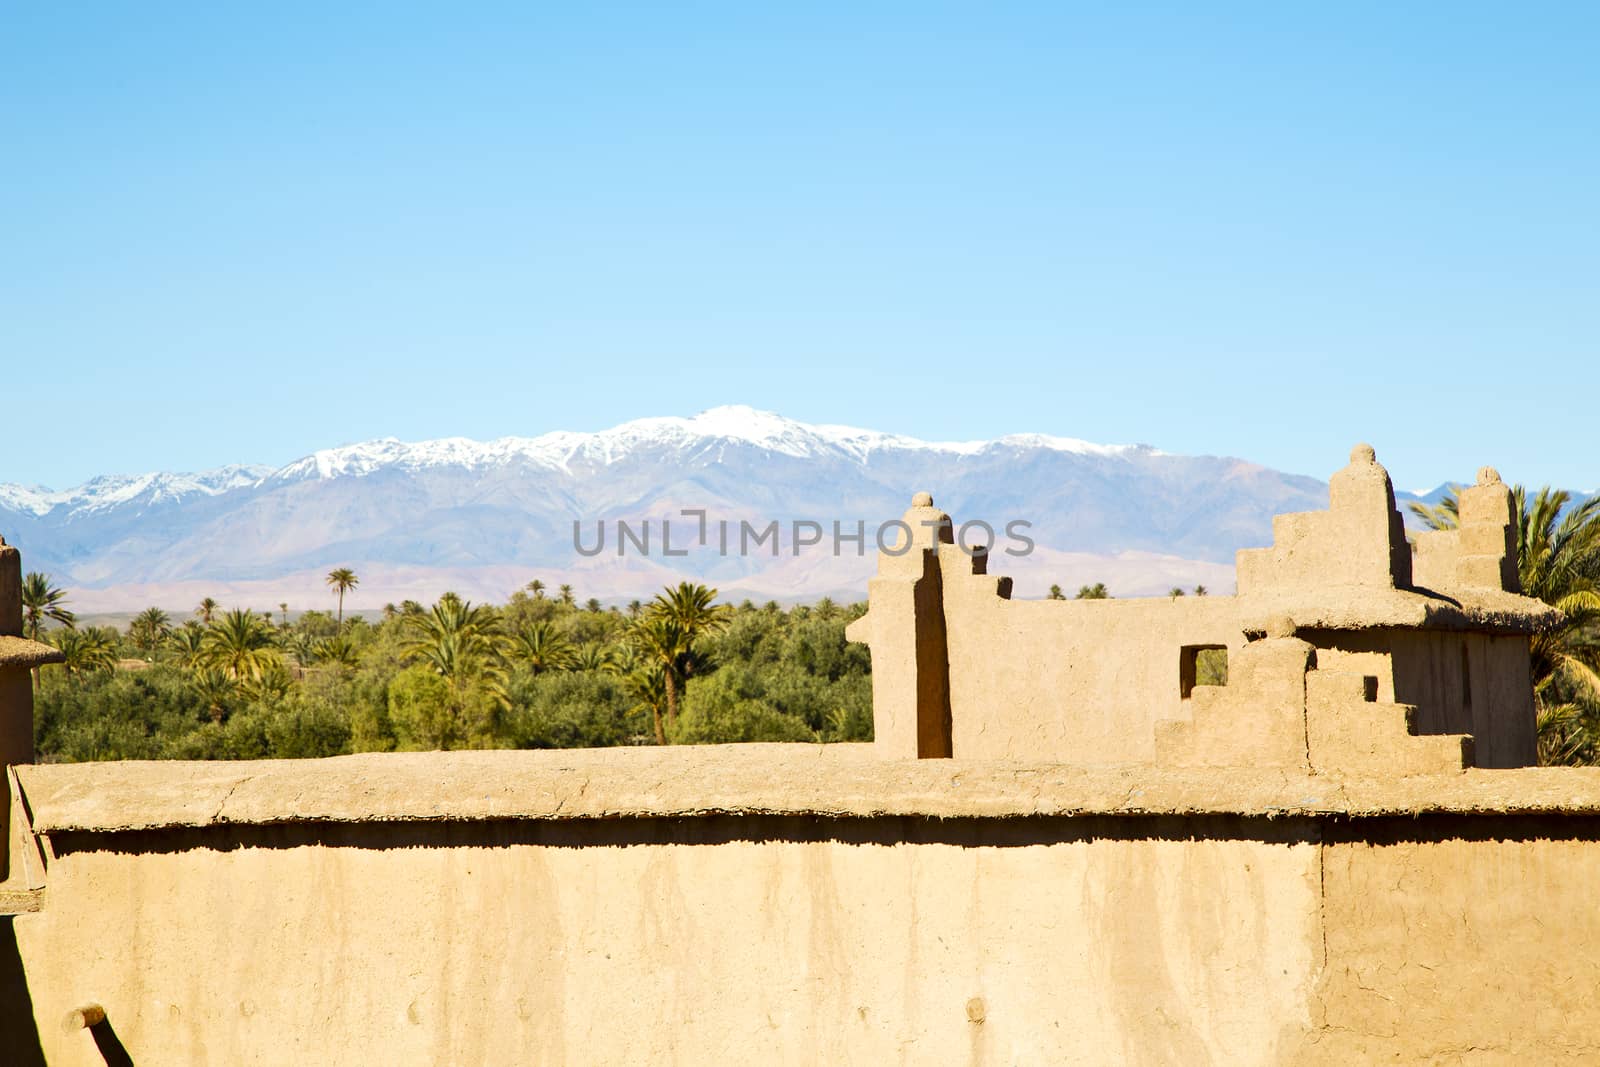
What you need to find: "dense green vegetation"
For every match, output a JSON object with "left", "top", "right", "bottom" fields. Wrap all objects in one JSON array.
[{"left": 29, "top": 576, "right": 874, "bottom": 762}]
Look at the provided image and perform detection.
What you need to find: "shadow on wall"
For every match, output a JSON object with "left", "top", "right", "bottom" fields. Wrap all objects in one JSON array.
[
  {"left": 0, "top": 917, "right": 44, "bottom": 1067},
  {"left": 89, "top": 1015, "right": 135, "bottom": 1067},
  {"left": 0, "top": 916, "right": 136, "bottom": 1066},
  {"left": 44, "top": 812, "right": 1600, "bottom": 860}
]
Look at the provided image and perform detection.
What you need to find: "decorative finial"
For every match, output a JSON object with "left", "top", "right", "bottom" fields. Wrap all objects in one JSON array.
[
  {"left": 911, "top": 492, "right": 934, "bottom": 507},
  {"left": 1350, "top": 443, "right": 1377, "bottom": 464},
  {"left": 1476, "top": 466, "right": 1501, "bottom": 486}
]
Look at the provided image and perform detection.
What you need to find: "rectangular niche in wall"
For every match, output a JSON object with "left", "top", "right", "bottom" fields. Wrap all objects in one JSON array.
[{"left": 1180, "top": 645, "right": 1230, "bottom": 699}]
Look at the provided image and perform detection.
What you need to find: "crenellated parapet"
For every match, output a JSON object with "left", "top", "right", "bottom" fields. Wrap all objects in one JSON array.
[
  {"left": 848, "top": 445, "right": 1556, "bottom": 772},
  {"left": 1236, "top": 444, "right": 1413, "bottom": 594},
  {"left": 1412, "top": 466, "right": 1521, "bottom": 594}
]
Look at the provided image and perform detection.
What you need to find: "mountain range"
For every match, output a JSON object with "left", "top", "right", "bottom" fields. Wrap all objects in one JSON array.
[{"left": 0, "top": 407, "right": 1470, "bottom": 615}]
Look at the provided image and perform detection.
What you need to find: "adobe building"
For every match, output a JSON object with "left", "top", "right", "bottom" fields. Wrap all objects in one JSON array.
[
  {"left": 3, "top": 446, "right": 1600, "bottom": 1065},
  {"left": 844, "top": 445, "right": 1552, "bottom": 772}
]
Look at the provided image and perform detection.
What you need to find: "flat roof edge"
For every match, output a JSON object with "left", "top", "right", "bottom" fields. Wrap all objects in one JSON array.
[
  {"left": 0, "top": 635, "right": 65, "bottom": 669},
  {"left": 18, "top": 747, "right": 1600, "bottom": 835}
]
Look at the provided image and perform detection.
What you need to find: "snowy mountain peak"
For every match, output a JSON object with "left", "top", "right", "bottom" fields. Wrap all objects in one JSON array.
[
  {"left": 0, "top": 465, "right": 272, "bottom": 517},
  {"left": 2, "top": 408, "right": 1148, "bottom": 509},
  {"left": 255, "top": 407, "right": 1148, "bottom": 484},
  {"left": 0, "top": 483, "right": 53, "bottom": 517},
  {"left": 674, "top": 404, "right": 807, "bottom": 442},
  {"left": 677, "top": 405, "right": 1145, "bottom": 460}
]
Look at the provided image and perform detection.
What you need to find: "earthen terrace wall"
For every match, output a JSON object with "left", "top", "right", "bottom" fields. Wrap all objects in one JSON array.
[{"left": 8, "top": 747, "right": 1600, "bottom": 1065}]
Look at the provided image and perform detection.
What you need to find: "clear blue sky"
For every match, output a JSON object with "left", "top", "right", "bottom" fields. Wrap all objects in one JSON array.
[{"left": 4, "top": 3, "right": 1597, "bottom": 492}]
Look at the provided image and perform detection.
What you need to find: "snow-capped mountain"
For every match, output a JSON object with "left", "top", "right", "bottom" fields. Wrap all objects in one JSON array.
[
  {"left": 262, "top": 407, "right": 1147, "bottom": 483},
  {"left": 0, "top": 406, "right": 1338, "bottom": 612},
  {"left": 0, "top": 465, "right": 273, "bottom": 519}
]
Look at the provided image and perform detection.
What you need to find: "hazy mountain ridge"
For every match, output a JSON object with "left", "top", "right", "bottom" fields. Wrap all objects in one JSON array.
[{"left": 0, "top": 407, "right": 1472, "bottom": 611}]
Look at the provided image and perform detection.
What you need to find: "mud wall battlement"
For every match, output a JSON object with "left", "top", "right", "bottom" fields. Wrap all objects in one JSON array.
[{"left": 847, "top": 447, "right": 1551, "bottom": 770}]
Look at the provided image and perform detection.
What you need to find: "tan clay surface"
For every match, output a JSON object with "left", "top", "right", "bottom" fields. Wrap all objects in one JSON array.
[
  {"left": 24, "top": 747, "right": 1600, "bottom": 833},
  {"left": 15, "top": 820, "right": 1322, "bottom": 1066}
]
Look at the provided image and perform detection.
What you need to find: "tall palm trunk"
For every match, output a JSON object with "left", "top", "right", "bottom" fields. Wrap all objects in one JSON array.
[
  {"left": 662, "top": 669, "right": 679, "bottom": 737},
  {"left": 651, "top": 704, "right": 666, "bottom": 746},
  {"left": 27, "top": 619, "right": 39, "bottom": 695}
]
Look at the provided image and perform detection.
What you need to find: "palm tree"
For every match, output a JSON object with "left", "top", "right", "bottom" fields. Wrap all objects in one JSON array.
[
  {"left": 1047, "top": 585, "right": 1065, "bottom": 601},
  {"left": 195, "top": 597, "right": 219, "bottom": 625},
  {"left": 314, "top": 634, "right": 361, "bottom": 672},
  {"left": 1520, "top": 494, "right": 1600, "bottom": 763},
  {"left": 585, "top": 597, "right": 602, "bottom": 613},
  {"left": 203, "top": 608, "right": 280, "bottom": 682},
  {"left": 508, "top": 621, "right": 573, "bottom": 675},
  {"left": 166, "top": 624, "right": 209, "bottom": 670},
  {"left": 1412, "top": 486, "right": 1600, "bottom": 764},
  {"left": 50, "top": 628, "right": 118, "bottom": 679},
  {"left": 558, "top": 584, "right": 575, "bottom": 607},
  {"left": 285, "top": 630, "right": 319, "bottom": 673},
  {"left": 650, "top": 582, "right": 730, "bottom": 643},
  {"left": 21, "top": 572, "right": 74, "bottom": 641},
  {"left": 21, "top": 572, "right": 74, "bottom": 692},
  {"left": 128, "top": 607, "right": 171, "bottom": 653},
  {"left": 814, "top": 597, "right": 838, "bottom": 620},
  {"left": 631, "top": 616, "right": 686, "bottom": 740},
  {"left": 400, "top": 596, "right": 509, "bottom": 747},
  {"left": 623, "top": 665, "right": 670, "bottom": 746},
  {"left": 240, "top": 659, "right": 293, "bottom": 705},
  {"left": 1075, "top": 583, "right": 1110, "bottom": 600},
  {"left": 571, "top": 643, "right": 619, "bottom": 673},
  {"left": 279, "top": 602, "right": 290, "bottom": 628},
  {"left": 190, "top": 668, "right": 237, "bottom": 724},
  {"left": 528, "top": 580, "right": 546, "bottom": 600},
  {"left": 1409, "top": 491, "right": 1461, "bottom": 532},
  {"left": 608, "top": 641, "right": 641, "bottom": 675},
  {"left": 1168, "top": 587, "right": 1186, "bottom": 598},
  {"left": 627, "top": 600, "right": 643, "bottom": 619},
  {"left": 636, "top": 582, "right": 732, "bottom": 736},
  {"left": 326, "top": 567, "right": 359, "bottom": 629},
  {"left": 1194, "top": 585, "right": 1209, "bottom": 597}
]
